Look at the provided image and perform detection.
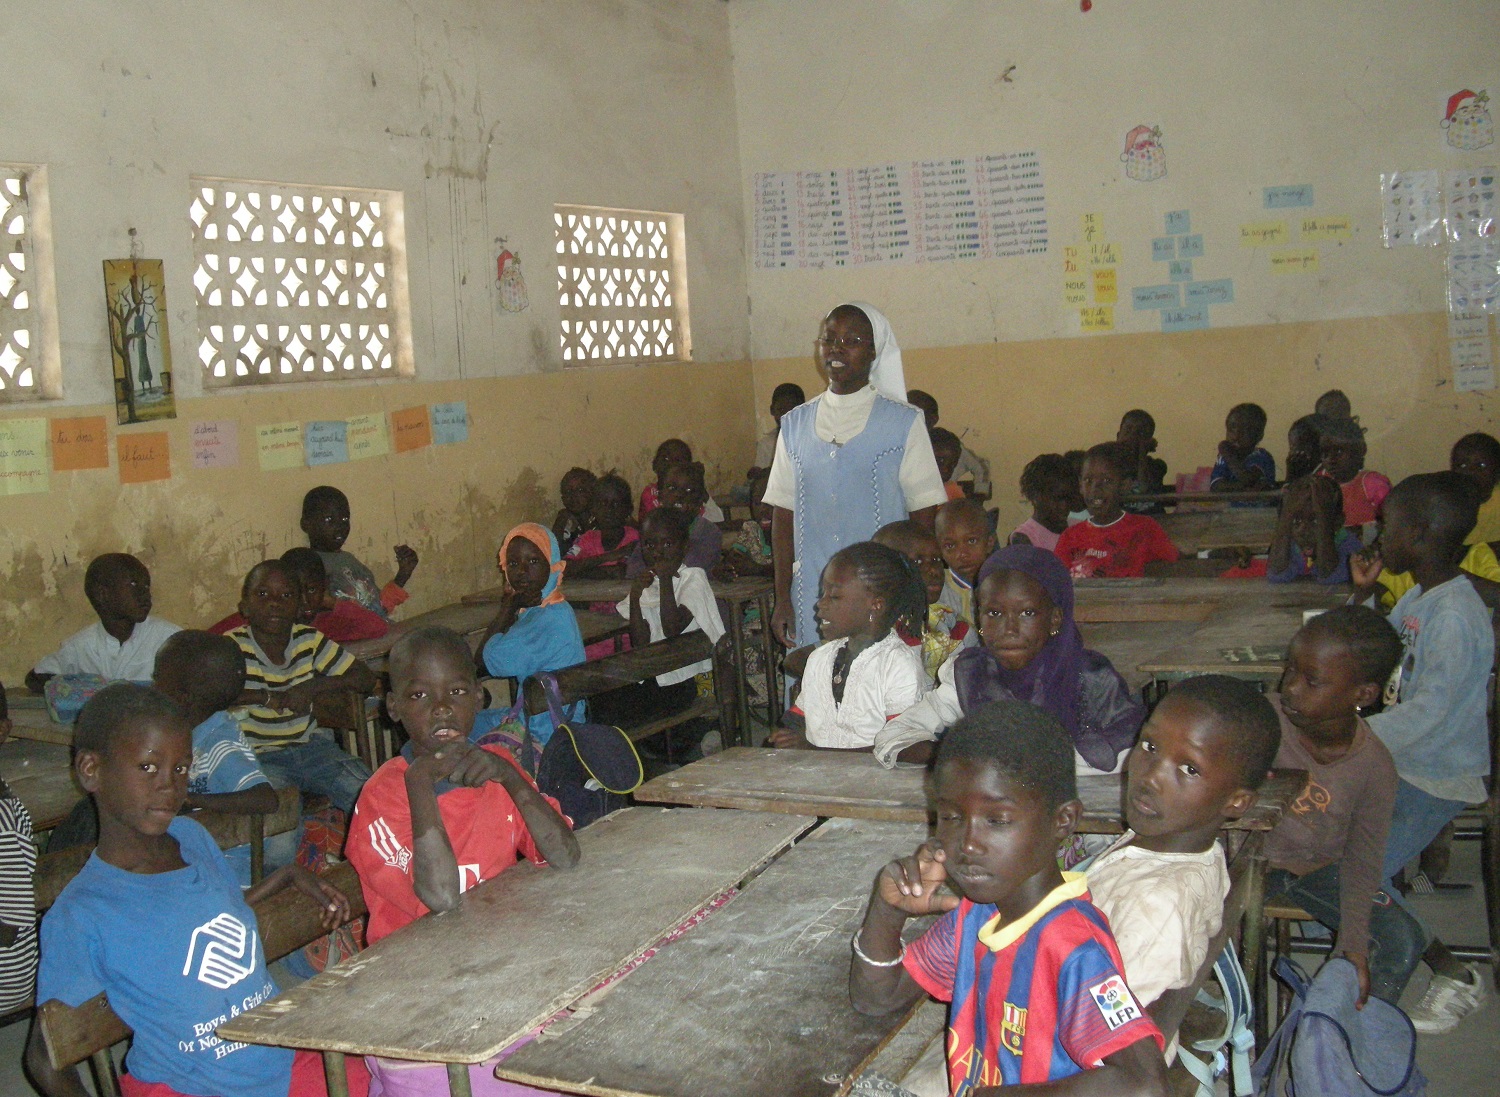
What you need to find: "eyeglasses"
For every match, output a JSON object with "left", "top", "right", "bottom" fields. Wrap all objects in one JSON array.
[{"left": 816, "top": 335, "right": 872, "bottom": 352}]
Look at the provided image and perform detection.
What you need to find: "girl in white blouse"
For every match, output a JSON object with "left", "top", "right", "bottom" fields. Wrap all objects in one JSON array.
[{"left": 770, "top": 542, "right": 929, "bottom": 750}]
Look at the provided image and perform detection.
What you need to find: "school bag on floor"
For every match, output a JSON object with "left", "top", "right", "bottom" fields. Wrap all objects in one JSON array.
[
  {"left": 1177, "top": 941, "right": 1256, "bottom": 1097},
  {"left": 1253, "top": 957, "right": 1426, "bottom": 1097}
]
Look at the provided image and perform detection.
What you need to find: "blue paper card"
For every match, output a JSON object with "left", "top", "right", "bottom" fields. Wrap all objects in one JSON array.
[
  {"left": 1169, "top": 259, "right": 1193, "bottom": 282},
  {"left": 431, "top": 402, "right": 469, "bottom": 446},
  {"left": 1264, "top": 185, "right": 1314, "bottom": 209},
  {"left": 305, "top": 421, "right": 348, "bottom": 466},
  {"left": 1177, "top": 234, "right": 1205, "bottom": 258},
  {"left": 1133, "top": 284, "right": 1181, "bottom": 310},
  {"left": 1165, "top": 210, "right": 1191, "bottom": 235},
  {"left": 1161, "top": 305, "right": 1210, "bottom": 332},
  {"left": 1152, "top": 237, "right": 1176, "bottom": 261},
  {"left": 1185, "top": 279, "right": 1235, "bottom": 306}
]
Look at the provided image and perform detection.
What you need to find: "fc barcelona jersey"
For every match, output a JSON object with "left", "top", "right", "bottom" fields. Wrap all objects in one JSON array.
[{"left": 904, "top": 874, "right": 1163, "bottom": 1093}]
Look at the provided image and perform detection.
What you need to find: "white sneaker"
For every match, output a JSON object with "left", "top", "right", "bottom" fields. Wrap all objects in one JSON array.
[{"left": 1408, "top": 965, "right": 1488, "bottom": 1034}]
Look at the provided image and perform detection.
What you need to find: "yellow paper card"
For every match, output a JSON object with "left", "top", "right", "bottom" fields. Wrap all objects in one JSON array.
[
  {"left": 0, "top": 418, "right": 49, "bottom": 495},
  {"left": 1080, "top": 306, "right": 1114, "bottom": 332},
  {"left": 1087, "top": 243, "right": 1119, "bottom": 266},
  {"left": 117, "top": 432, "right": 171, "bottom": 484},
  {"left": 1062, "top": 246, "right": 1080, "bottom": 274},
  {"left": 348, "top": 413, "right": 390, "bottom": 460},
  {"left": 1081, "top": 212, "right": 1104, "bottom": 242},
  {"left": 1063, "top": 278, "right": 1088, "bottom": 305},
  {"left": 257, "top": 422, "right": 304, "bottom": 471},
  {"left": 1092, "top": 268, "right": 1118, "bottom": 304},
  {"left": 1270, "top": 248, "right": 1319, "bottom": 273},
  {"left": 1301, "top": 216, "right": 1351, "bottom": 241},
  {"left": 1240, "top": 221, "right": 1288, "bottom": 246}
]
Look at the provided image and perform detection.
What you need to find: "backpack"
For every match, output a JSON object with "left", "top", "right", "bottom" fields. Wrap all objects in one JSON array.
[
  {"left": 1177, "top": 941, "right": 1256, "bottom": 1097},
  {"left": 1253, "top": 957, "right": 1426, "bottom": 1097}
]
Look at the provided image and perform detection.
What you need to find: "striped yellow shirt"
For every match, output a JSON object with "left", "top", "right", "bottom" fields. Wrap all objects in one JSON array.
[{"left": 228, "top": 624, "right": 355, "bottom": 749}]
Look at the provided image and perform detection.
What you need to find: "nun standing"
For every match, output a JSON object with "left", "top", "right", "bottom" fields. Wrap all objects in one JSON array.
[{"left": 764, "top": 302, "right": 948, "bottom": 649}]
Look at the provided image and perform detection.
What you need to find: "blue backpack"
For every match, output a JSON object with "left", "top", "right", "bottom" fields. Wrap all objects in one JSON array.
[
  {"left": 1253, "top": 957, "right": 1426, "bottom": 1097},
  {"left": 1177, "top": 941, "right": 1256, "bottom": 1097}
]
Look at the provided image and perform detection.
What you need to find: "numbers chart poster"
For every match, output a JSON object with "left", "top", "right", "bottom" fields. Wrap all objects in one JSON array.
[{"left": 753, "top": 151, "right": 1048, "bottom": 270}]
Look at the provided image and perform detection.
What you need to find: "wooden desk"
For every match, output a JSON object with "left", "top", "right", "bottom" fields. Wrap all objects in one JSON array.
[
  {"left": 634, "top": 748, "right": 1303, "bottom": 835},
  {"left": 8, "top": 695, "right": 74, "bottom": 747},
  {"left": 1158, "top": 508, "right": 1279, "bottom": 556},
  {"left": 346, "top": 603, "right": 627, "bottom": 666},
  {"left": 218, "top": 807, "right": 814, "bottom": 1095},
  {"left": 494, "top": 817, "right": 932, "bottom": 1097},
  {"left": 465, "top": 576, "right": 780, "bottom": 747},
  {"left": 0, "top": 739, "right": 79, "bottom": 832}
]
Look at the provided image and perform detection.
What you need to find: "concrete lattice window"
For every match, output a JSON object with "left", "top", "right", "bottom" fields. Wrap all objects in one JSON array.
[
  {"left": 554, "top": 204, "right": 691, "bottom": 365},
  {"left": 189, "top": 177, "right": 414, "bottom": 386},
  {"left": 0, "top": 163, "right": 61, "bottom": 401}
]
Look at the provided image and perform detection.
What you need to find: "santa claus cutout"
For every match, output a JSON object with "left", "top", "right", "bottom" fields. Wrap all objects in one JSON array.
[
  {"left": 1444, "top": 89, "right": 1494, "bottom": 151},
  {"left": 1122, "top": 125, "right": 1166, "bottom": 182}
]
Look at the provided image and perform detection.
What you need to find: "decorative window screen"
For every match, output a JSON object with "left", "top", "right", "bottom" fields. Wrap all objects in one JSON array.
[
  {"left": 189, "top": 177, "right": 413, "bottom": 385},
  {"left": 554, "top": 205, "right": 691, "bottom": 365},
  {"left": 0, "top": 164, "right": 60, "bottom": 401}
]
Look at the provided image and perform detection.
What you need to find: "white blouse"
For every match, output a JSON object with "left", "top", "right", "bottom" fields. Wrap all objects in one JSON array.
[{"left": 800, "top": 632, "right": 929, "bottom": 749}]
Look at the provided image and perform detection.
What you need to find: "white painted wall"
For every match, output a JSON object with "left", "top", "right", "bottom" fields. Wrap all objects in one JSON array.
[
  {"left": 7, "top": 0, "right": 750, "bottom": 406},
  {"left": 730, "top": 0, "right": 1500, "bottom": 358}
]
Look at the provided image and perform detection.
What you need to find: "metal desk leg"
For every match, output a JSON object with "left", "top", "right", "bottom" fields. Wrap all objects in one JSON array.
[
  {"left": 1241, "top": 841, "right": 1269, "bottom": 1048},
  {"left": 756, "top": 593, "right": 780, "bottom": 740},
  {"left": 447, "top": 1060, "right": 474, "bottom": 1097},
  {"left": 322, "top": 1051, "right": 350, "bottom": 1097},
  {"left": 727, "top": 598, "right": 751, "bottom": 749},
  {"left": 250, "top": 816, "right": 265, "bottom": 884}
]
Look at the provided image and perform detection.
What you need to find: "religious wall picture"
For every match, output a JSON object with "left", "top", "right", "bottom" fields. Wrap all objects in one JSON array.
[{"left": 104, "top": 258, "right": 176, "bottom": 424}]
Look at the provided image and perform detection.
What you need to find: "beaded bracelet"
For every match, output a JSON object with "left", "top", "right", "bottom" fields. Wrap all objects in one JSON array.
[{"left": 851, "top": 932, "right": 906, "bottom": 967}]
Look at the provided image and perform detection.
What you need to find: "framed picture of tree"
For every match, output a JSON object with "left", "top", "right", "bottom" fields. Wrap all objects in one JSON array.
[{"left": 103, "top": 258, "right": 176, "bottom": 424}]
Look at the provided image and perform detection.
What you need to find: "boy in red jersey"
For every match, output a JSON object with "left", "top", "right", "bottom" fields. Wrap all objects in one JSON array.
[
  {"left": 1054, "top": 443, "right": 1178, "bottom": 579},
  {"left": 851, "top": 701, "right": 1165, "bottom": 1096}
]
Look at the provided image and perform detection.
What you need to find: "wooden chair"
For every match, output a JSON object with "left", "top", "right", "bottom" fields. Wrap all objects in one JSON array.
[
  {"left": 315, "top": 687, "right": 394, "bottom": 771},
  {"left": 37, "top": 859, "right": 367, "bottom": 1097},
  {"left": 521, "top": 632, "right": 725, "bottom": 756}
]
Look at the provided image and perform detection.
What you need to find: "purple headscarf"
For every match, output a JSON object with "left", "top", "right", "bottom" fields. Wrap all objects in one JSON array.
[{"left": 953, "top": 544, "right": 1121, "bottom": 771}]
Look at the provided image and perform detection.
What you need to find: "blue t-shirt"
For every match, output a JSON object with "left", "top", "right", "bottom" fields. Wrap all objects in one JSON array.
[
  {"left": 1211, "top": 448, "right": 1277, "bottom": 506},
  {"left": 1267, "top": 528, "right": 1362, "bottom": 585},
  {"left": 481, "top": 601, "right": 586, "bottom": 745},
  {"left": 190, "top": 710, "right": 271, "bottom": 797},
  {"left": 38, "top": 818, "right": 292, "bottom": 1097}
]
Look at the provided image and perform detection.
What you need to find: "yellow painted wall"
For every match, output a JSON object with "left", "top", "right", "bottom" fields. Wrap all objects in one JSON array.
[
  {"left": 732, "top": 0, "right": 1500, "bottom": 528},
  {"left": 0, "top": 1, "right": 757, "bottom": 684}
]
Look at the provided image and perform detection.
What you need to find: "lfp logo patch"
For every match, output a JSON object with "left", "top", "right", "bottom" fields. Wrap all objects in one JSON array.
[{"left": 1089, "top": 975, "right": 1141, "bottom": 1031}]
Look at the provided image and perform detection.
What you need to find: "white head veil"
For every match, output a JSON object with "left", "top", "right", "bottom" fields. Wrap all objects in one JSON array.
[{"left": 827, "top": 301, "right": 908, "bottom": 402}]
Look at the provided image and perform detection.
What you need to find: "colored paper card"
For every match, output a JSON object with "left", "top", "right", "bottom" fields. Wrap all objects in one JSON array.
[
  {"left": 257, "top": 422, "right": 304, "bottom": 471},
  {"left": 1081, "top": 212, "right": 1104, "bottom": 242},
  {"left": 1265, "top": 185, "right": 1315, "bottom": 209},
  {"left": 1169, "top": 259, "right": 1193, "bottom": 282},
  {"left": 391, "top": 405, "right": 432, "bottom": 453},
  {"left": 1240, "top": 221, "right": 1288, "bottom": 246},
  {"left": 305, "top": 421, "right": 348, "bottom": 467},
  {"left": 1132, "top": 284, "right": 1181, "bottom": 310},
  {"left": 1450, "top": 313, "right": 1490, "bottom": 341},
  {"left": 190, "top": 421, "right": 239, "bottom": 469},
  {"left": 1301, "top": 216, "right": 1351, "bottom": 241},
  {"left": 347, "top": 413, "right": 389, "bottom": 461},
  {"left": 1152, "top": 237, "right": 1176, "bottom": 261},
  {"left": 1092, "top": 268, "right": 1117, "bottom": 304},
  {"left": 1452, "top": 336, "right": 1492, "bottom": 369},
  {"left": 1079, "top": 305, "right": 1114, "bottom": 332},
  {"left": 1165, "top": 210, "right": 1190, "bottom": 235},
  {"left": 117, "top": 431, "right": 170, "bottom": 485},
  {"left": 1061, "top": 246, "right": 1081, "bottom": 274},
  {"left": 1161, "top": 305, "right": 1210, "bottom": 332},
  {"left": 1454, "top": 326, "right": 1496, "bottom": 391},
  {"left": 51, "top": 417, "right": 109, "bottom": 472},
  {"left": 1087, "top": 242, "right": 1118, "bottom": 266},
  {"left": 0, "top": 418, "right": 49, "bottom": 495},
  {"left": 1177, "top": 234, "right": 1205, "bottom": 258},
  {"left": 1185, "top": 279, "right": 1236, "bottom": 306},
  {"left": 431, "top": 402, "right": 469, "bottom": 446},
  {"left": 1269, "top": 247, "right": 1319, "bottom": 273},
  {"left": 1063, "top": 277, "right": 1088, "bottom": 305}
]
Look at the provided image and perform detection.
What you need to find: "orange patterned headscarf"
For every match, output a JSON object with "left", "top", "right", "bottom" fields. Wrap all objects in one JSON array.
[{"left": 498, "top": 522, "right": 566, "bottom": 609}]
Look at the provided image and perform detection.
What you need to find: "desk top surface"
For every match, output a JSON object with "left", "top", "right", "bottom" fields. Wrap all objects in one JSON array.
[
  {"left": 1157, "top": 508, "right": 1280, "bottom": 554},
  {"left": 462, "top": 575, "right": 774, "bottom": 607},
  {"left": 344, "top": 603, "right": 625, "bottom": 661},
  {"left": 634, "top": 748, "right": 1303, "bottom": 835},
  {"left": 217, "top": 806, "right": 813, "bottom": 1063},
  {"left": 495, "top": 817, "right": 932, "bottom": 1097},
  {"left": 0, "top": 738, "right": 78, "bottom": 830}
]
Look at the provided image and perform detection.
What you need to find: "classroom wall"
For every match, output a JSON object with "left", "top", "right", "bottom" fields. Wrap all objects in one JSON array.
[
  {"left": 731, "top": 0, "right": 1500, "bottom": 532},
  {"left": 0, "top": 1, "right": 754, "bottom": 684}
]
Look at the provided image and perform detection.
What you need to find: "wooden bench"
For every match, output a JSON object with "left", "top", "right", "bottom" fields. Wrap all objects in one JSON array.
[
  {"left": 521, "top": 632, "right": 725, "bottom": 753},
  {"left": 36, "top": 859, "right": 367, "bottom": 1097},
  {"left": 34, "top": 788, "right": 302, "bottom": 908}
]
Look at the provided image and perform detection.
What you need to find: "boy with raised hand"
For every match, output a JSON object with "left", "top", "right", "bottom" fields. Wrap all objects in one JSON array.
[
  {"left": 26, "top": 553, "right": 180, "bottom": 693},
  {"left": 300, "top": 485, "right": 418, "bottom": 620},
  {"left": 851, "top": 701, "right": 1166, "bottom": 1097},
  {"left": 1351, "top": 471, "right": 1493, "bottom": 1032},
  {"left": 27, "top": 683, "right": 364, "bottom": 1097},
  {"left": 1209, "top": 402, "right": 1276, "bottom": 497}
]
